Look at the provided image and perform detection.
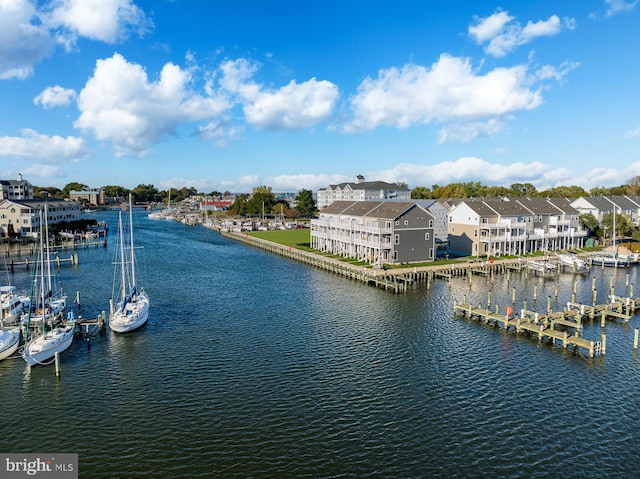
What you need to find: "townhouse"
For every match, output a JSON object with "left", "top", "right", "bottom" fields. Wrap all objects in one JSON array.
[
  {"left": 316, "top": 175, "right": 411, "bottom": 209},
  {"left": 447, "top": 197, "right": 587, "bottom": 257},
  {"left": 311, "top": 200, "right": 435, "bottom": 265}
]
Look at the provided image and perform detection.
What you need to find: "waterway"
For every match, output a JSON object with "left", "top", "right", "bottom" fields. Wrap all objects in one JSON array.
[{"left": 1, "top": 209, "right": 639, "bottom": 478}]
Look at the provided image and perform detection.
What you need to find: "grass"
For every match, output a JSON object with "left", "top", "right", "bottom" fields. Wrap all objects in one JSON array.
[{"left": 246, "top": 228, "right": 602, "bottom": 269}]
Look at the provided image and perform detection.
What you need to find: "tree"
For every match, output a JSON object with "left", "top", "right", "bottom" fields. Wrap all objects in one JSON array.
[
  {"left": 294, "top": 189, "right": 316, "bottom": 217},
  {"left": 600, "top": 213, "right": 631, "bottom": 240},
  {"left": 229, "top": 193, "right": 249, "bottom": 216},
  {"left": 63, "top": 182, "right": 87, "bottom": 197},
  {"left": 103, "top": 185, "right": 129, "bottom": 198},
  {"left": 510, "top": 183, "right": 538, "bottom": 197},
  {"left": 626, "top": 175, "right": 640, "bottom": 195},
  {"left": 246, "top": 185, "right": 276, "bottom": 216},
  {"left": 34, "top": 186, "right": 63, "bottom": 198},
  {"left": 411, "top": 186, "right": 432, "bottom": 199},
  {"left": 131, "top": 184, "right": 159, "bottom": 203},
  {"left": 579, "top": 213, "right": 599, "bottom": 234}
]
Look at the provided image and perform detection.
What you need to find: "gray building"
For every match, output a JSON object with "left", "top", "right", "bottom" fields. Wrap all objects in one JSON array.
[{"left": 310, "top": 200, "right": 435, "bottom": 265}]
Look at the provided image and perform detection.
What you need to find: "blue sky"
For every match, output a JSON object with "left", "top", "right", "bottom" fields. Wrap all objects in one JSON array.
[{"left": 1, "top": 0, "right": 639, "bottom": 194}]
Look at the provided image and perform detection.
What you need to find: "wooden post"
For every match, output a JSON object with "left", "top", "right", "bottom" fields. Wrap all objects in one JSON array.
[
  {"left": 534, "top": 285, "right": 537, "bottom": 301},
  {"left": 55, "top": 352, "right": 61, "bottom": 378},
  {"left": 601, "top": 333, "right": 607, "bottom": 355},
  {"left": 573, "top": 279, "right": 578, "bottom": 295},
  {"left": 592, "top": 288, "right": 597, "bottom": 306},
  {"left": 547, "top": 296, "right": 551, "bottom": 314},
  {"left": 601, "top": 311, "right": 606, "bottom": 328},
  {"left": 634, "top": 328, "right": 639, "bottom": 350},
  {"left": 555, "top": 282, "right": 559, "bottom": 298},
  {"left": 512, "top": 287, "right": 516, "bottom": 304},
  {"left": 592, "top": 277, "right": 596, "bottom": 291},
  {"left": 488, "top": 291, "right": 491, "bottom": 308}
]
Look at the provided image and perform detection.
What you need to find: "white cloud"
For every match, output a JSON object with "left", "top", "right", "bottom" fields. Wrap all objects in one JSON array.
[
  {"left": 34, "top": 85, "right": 76, "bottom": 108},
  {"left": 243, "top": 79, "right": 339, "bottom": 130},
  {"left": 45, "top": 0, "right": 152, "bottom": 44},
  {"left": 74, "top": 53, "right": 231, "bottom": 157},
  {"left": 345, "top": 55, "right": 543, "bottom": 140},
  {"left": 623, "top": 126, "right": 640, "bottom": 139},
  {"left": 0, "top": 128, "right": 90, "bottom": 161},
  {"left": 469, "top": 11, "right": 573, "bottom": 57},
  {"left": 0, "top": 0, "right": 55, "bottom": 79},
  {"left": 22, "top": 163, "right": 65, "bottom": 178},
  {"left": 468, "top": 11, "right": 514, "bottom": 43},
  {"left": 605, "top": 0, "right": 638, "bottom": 17},
  {"left": 196, "top": 117, "right": 244, "bottom": 147},
  {"left": 219, "top": 59, "right": 340, "bottom": 131},
  {"left": 0, "top": 0, "right": 151, "bottom": 79}
]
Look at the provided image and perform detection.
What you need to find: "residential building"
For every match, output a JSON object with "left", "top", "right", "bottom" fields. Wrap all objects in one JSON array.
[
  {"left": 69, "top": 187, "right": 106, "bottom": 206},
  {"left": 447, "top": 197, "right": 587, "bottom": 257},
  {"left": 0, "top": 199, "right": 81, "bottom": 237},
  {"left": 571, "top": 195, "right": 640, "bottom": 227},
  {"left": 316, "top": 175, "right": 411, "bottom": 209},
  {"left": 311, "top": 200, "right": 435, "bottom": 265},
  {"left": 0, "top": 173, "right": 33, "bottom": 200}
]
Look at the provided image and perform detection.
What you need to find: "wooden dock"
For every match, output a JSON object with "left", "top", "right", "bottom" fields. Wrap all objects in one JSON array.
[
  {"left": 453, "top": 301, "right": 604, "bottom": 357},
  {"left": 1, "top": 252, "right": 79, "bottom": 272}
]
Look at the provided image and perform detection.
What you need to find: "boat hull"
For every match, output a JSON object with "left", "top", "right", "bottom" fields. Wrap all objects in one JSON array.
[
  {"left": 109, "top": 293, "right": 149, "bottom": 333},
  {"left": 0, "top": 327, "right": 21, "bottom": 360},
  {"left": 23, "top": 326, "right": 74, "bottom": 366}
]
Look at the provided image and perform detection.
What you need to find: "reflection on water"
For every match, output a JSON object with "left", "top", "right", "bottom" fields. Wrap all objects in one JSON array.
[{"left": 1, "top": 210, "right": 640, "bottom": 477}]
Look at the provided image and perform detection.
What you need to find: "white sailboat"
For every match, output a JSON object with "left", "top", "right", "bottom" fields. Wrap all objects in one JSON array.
[
  {"left": 23, "top": 205, "right": 74, "bottom": 366},
  {"left": 109, "top": 195, "right": 149, "bottom": 333},
  {"left": 0, "top": 326, "right": 21, "bottom": 360},
  {"left": 1, "top": 285, "right": 24, "bottom": 326}
]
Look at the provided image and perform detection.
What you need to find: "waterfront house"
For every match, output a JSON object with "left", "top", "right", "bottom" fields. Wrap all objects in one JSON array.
[
  {"left": 447, "top": 197, "right": 587, "bottom": 257},
  {"left": 515, "top": 197, "right": 587, "bottom": 251},
  {"left": 316, "top": 175, "right": 411, "bottom": 209},
  {"left": 311, "top": 200, "right": 435, "bottom": 265},
  {"left": 571, "top": 195, "right": 640, "bottom": 228},
  {"left": 0, "top": 199, "right": 81, "bottom": 237},
  {"left": 0, "top": 173, "right": 33, "bottom": 201}
]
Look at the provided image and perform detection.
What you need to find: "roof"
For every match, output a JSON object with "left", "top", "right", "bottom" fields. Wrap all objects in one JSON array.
[
  {"left": 326, "top": 180, "right": 409, "bottom": 192},
  {"left": 319, "top": 200, "right": 432, "bottom": 221}
]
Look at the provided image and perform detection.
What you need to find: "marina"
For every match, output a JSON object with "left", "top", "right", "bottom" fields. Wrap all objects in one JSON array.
[{"left": 2, "top": 211, "right": 640, "bottom": 477}]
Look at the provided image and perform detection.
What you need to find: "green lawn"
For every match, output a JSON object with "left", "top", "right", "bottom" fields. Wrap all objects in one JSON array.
[{"left": 248, "top": 229, "right": 313, "bottom": 251}]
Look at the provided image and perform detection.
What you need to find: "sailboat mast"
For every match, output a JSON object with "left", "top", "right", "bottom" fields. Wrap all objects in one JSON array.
[
  {"left": 39, "top": 209, "right": 46, "bottom": 333},
  {"left": 129, "top": 193, "right": 136, "bottom": 288},
  {"left": 44, "top": 203, "right": 52, "bottom": 295},
  {"left": 118, "top": 212, "right": 126, "bottom": 301}
]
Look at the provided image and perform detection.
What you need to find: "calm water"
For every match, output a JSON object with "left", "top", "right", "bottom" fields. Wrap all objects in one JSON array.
[{"left": 1, "top": 210, "right": 640, "bottom": 478}]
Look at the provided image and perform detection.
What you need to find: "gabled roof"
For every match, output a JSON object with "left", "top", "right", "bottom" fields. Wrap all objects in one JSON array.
[
  {"left": 319, "top": 200, "right": 431, "bottom": 221},
  {"left": 326, "top": 180, "right": 410, "bottom": 192}
]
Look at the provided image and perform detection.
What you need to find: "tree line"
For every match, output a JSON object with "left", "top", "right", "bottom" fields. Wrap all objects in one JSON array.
[
  {"left": 409, "top": 177, "right": 640, "bottom": 199},
  {"left": 34, "top": 183, "right": 318, "bottom": 218}
]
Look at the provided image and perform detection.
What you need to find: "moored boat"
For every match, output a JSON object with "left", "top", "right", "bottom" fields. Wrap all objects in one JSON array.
[
  {"left": 23, "top": 325, "right": 74, "bottom": 366},
  {"left": 0, "top": 327, "right": 21, "bottom": 360}
]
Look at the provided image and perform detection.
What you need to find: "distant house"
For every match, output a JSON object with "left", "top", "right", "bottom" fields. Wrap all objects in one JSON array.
[
  {"left": 69, "top": 187, "right": 106, "bottom": 207},
  {"left": 0, "top": 173, "right": 33, "bottom": 200},
  {"left": 0, "top": 199, "right": 81, "bottom": 237},
  {"left": 310, "top": 200, "right": 435, "bottom": 265},
  {"left": 316, "top": 175, "right": 411, "bottom": 209},
  {"left": 200, "top": 200, "right": 233, "bottom": 211},
  {"left": 571, "top": 195, "right": 640, "bottom": 227}
]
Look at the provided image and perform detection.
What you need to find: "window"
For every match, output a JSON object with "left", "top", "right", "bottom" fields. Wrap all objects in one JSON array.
[
  {"left": 393, "top": 251, "right": 398, "bottom": 261},
  {"left": 395, "top": 220, "right": 399, "bottom": 225},
  {"left": 425, "top": 232, "right": 430, "bottom": 240},
  {"left": 429, "top": 248, "right": 433, "bottom": 259},
  {"left": 474, "top": 229, "right": 478, "bottom": 237},
  {"left": 451, "top": 226, "right": 455, "bottom": 233},
  {"left": 404, "top": 220, "right": 409, "bottom": 225},
  {"left": 395, "top": 234, "right": 399, "bottom": 244},
  {"left": 429, "top": 219, "right": 433, "bottom": 228}
]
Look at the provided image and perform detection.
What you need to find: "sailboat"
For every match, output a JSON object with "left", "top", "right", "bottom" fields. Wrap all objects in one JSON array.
[
  {"left": 23, "top": 204, "right": 74, "bottom": 367},
  {"left": 0, "top": 326, "right": 21, "bottom": 360},
  {"left": 109, "top": 194, "right": 149, "bottom": 333}
]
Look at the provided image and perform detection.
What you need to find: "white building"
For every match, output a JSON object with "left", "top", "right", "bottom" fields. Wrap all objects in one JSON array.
[
  {"left": 0, "top": 173, "right": 33, "bottom": 200},
  {"left": 316, "top": 175, "right": 411, "bottom": 209},
  {"left": 0, "top": 199, "right": 81, "bottom": 237}
]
